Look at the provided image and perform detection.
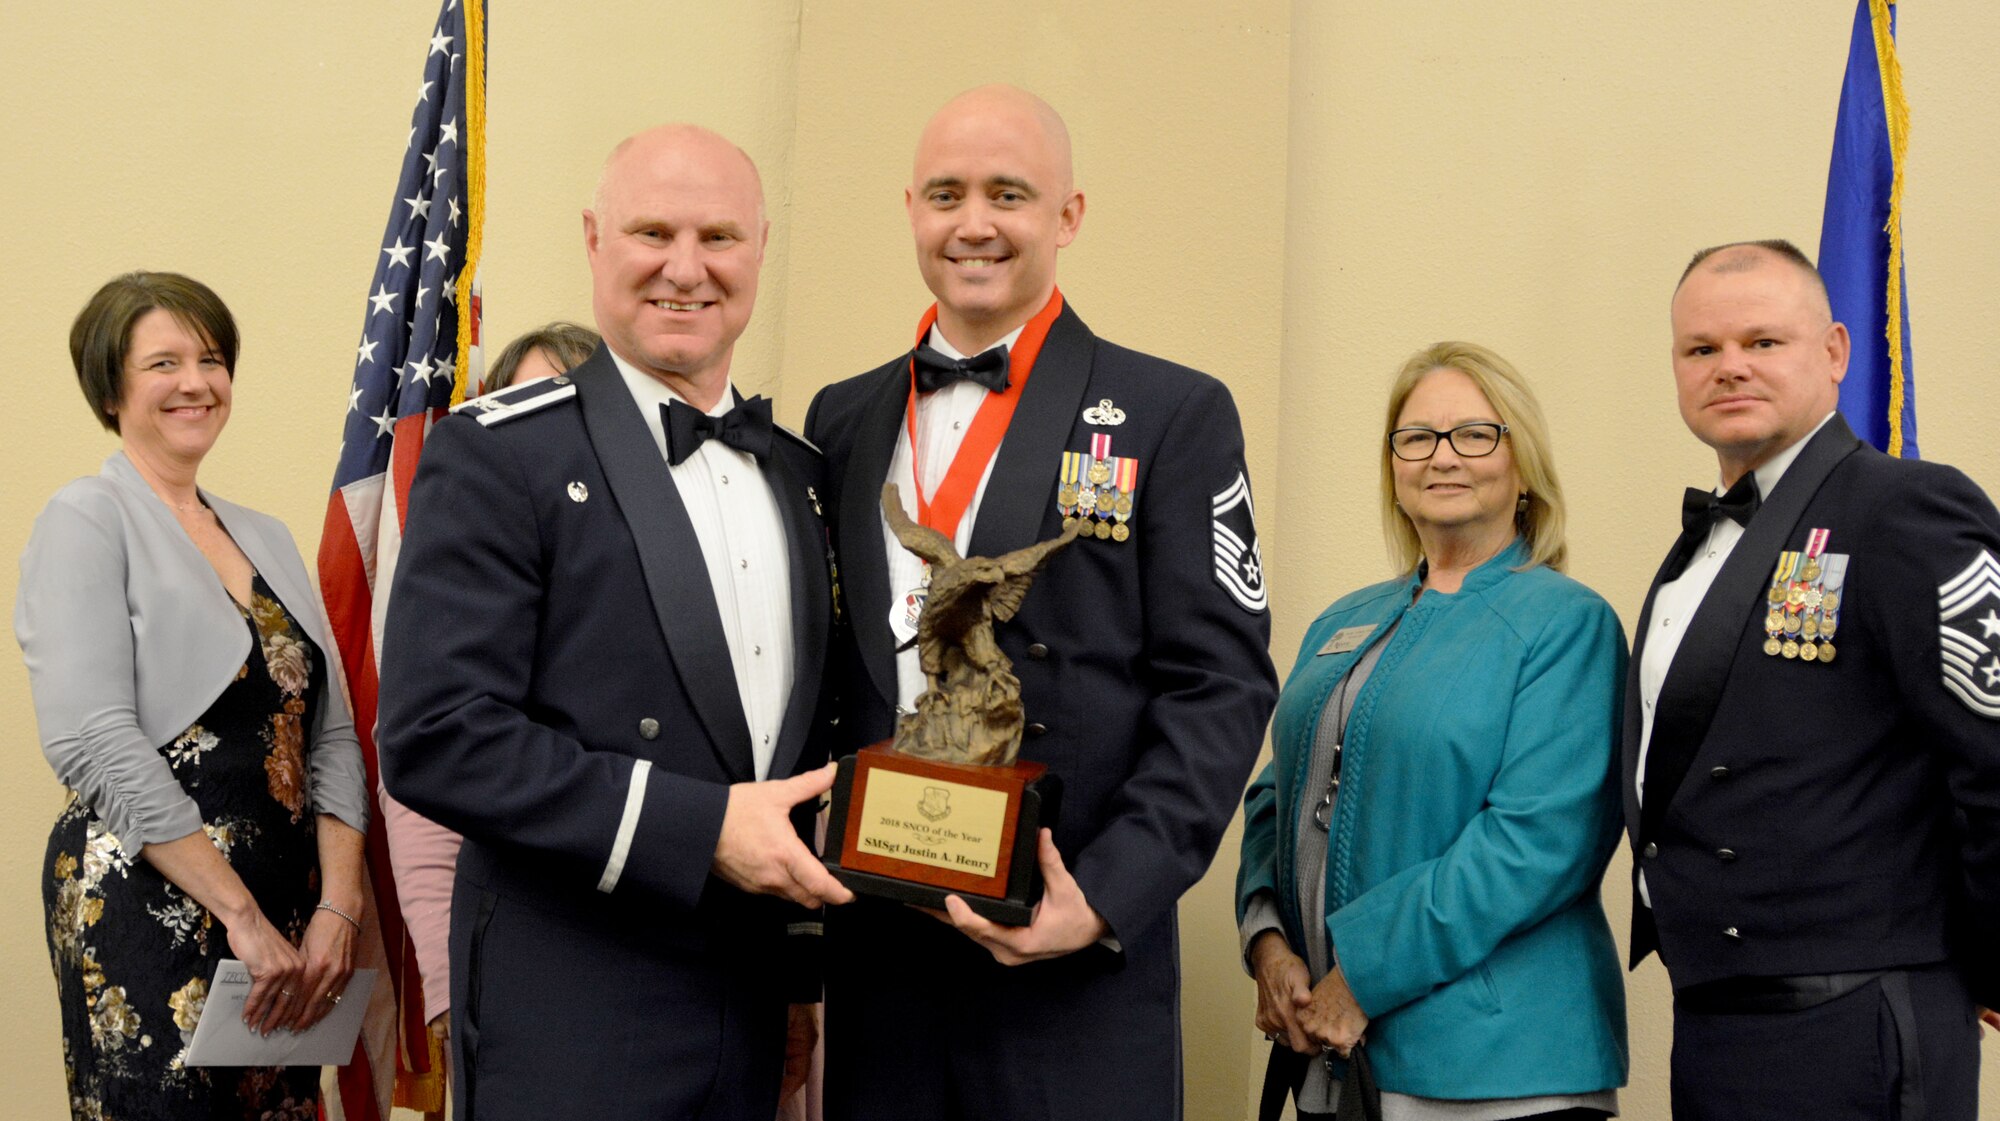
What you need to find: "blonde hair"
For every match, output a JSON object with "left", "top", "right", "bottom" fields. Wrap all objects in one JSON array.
[{"left": 1378, "top": 341, "right": 1569, "bottom": 574}]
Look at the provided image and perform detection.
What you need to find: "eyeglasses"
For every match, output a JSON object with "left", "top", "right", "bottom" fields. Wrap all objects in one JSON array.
[{"left": 1387, "top": 422, "right": 1510, "bottom": 461}]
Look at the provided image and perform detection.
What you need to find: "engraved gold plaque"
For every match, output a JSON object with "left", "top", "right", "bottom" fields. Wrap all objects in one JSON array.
[
  {"left": 851, "top": 766, "right": 1010, "bottom": 879},
  {"left": 825, "top": 745, "right": 1060, "bottom": 925}
]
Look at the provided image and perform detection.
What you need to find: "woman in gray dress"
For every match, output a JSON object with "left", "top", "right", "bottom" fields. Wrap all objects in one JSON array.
[{"left": 19, "top": 272, "right": 370, "bottom": 1119}]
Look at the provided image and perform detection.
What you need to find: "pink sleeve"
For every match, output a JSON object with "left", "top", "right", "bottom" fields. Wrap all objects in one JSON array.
[{"left": 379, "top": 781, "right": 462, "bottom": 1020}]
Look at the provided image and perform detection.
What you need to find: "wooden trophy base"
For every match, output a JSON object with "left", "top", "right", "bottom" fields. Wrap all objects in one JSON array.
[{"left": 823, "top": 743, "right": 1063, "bottom": 926}]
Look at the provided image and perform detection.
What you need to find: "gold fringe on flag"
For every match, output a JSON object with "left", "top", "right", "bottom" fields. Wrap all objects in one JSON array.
[
  {"left": 1871, "top": 0, "right": 1911, "bottom": 456},
  {"left": 391, "top": 1020, "right": 450, "bottom": 1114},
  {"left": 450, "top": 0, "right": 487, "bottom": 407}
]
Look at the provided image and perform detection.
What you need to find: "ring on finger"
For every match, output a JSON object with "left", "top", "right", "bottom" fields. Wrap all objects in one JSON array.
[
  {"left": 325, "top": 992, "right": 342, "bottom": 1005},
  {"left": 280, "top": 989, "right": 295, "bottom": 997}
]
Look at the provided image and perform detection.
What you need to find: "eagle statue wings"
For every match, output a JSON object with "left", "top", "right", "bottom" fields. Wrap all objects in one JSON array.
[{"left": 881, "top": 483, "right": 1080, "bottom": 765}]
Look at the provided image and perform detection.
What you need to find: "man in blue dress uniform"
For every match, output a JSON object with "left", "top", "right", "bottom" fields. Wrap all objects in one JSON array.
[
  {"left": 805, "top": 85, "right": 1279, "bottom": 1120},
  {"left": 380, "top": 125, "right": 850, "bottom": 1120},
  {"left": 1625, "top": 239, "right": 2000, "bottom": 1120}
]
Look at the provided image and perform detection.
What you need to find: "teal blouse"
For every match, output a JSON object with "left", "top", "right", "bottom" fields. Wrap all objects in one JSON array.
[{"left": 1237, "top": 541, "right": 1629, "bottom": 1098}]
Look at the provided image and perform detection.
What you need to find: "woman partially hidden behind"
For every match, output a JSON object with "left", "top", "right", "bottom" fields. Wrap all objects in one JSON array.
[
  {"left": 1238, "top": 342, "right": 1627, "bottom": 1120},
  {"left": 18, "top": 272, "right": 369, "bottom": 1119}
]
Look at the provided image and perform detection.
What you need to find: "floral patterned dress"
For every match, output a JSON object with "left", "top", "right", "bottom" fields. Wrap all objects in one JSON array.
[{"left": 44, "top": 575, "right": 326, "bottom": 1121}]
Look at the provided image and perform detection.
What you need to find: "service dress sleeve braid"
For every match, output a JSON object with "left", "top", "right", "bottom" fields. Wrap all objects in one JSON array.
[
  {"left": 1877, "top": 466, "right": 2000, "bottom": 1008},
  {"left": 1069, "top": 377, "right": 1279, "bottom": 941},
  {"left": 377, "top": 415, "right": 729, "bottom": 911},
  {"left": 15, "top": 490, "right": 206, "bottom": 853},
  {"left": 1327, "top": 595, "right": 1626, "bottom": 1018}
]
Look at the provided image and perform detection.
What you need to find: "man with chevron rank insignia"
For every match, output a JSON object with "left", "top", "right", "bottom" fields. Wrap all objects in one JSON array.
[
  {"left": 1622, "top": 239, "right": 2000, "bottom": 1121},
  {"left": 1939, "top": 550, "right": 2000, "bottom": 717},
  {"left": 804, "top": 84, "right": 1277, "bottom": 1121}
]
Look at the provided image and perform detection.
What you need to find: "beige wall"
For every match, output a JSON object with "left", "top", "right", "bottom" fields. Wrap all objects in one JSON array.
[{"left": 0, "top": 3, "right": 1992, "bottom": 1118}]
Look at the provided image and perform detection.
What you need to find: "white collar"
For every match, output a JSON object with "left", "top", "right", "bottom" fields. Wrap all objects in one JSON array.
[
  {"left": 607, "top": 349, "right": 737, "bottom": 418},
  {"left": 925, "top": 322, "right": 1025, "bottom": 362}
]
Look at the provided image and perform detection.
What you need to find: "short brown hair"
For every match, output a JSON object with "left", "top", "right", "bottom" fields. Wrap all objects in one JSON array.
[
  {"left": 70, "top": 272, "right": 238, "bottom": 433},
  {"left": 488, "top": 322, "right": 601, "bottom": 390},
  {"left": 1677, "top": 238, "right": 1829, "bottom": 303},
  {"left": 1379, "top": 341, "right": 1570, "bottom": 575}
]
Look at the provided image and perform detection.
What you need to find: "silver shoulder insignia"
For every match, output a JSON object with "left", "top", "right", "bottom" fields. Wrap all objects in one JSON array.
[
  {"left": 452, "top": 380, "right": 579, "bottom": 427},
  {"left": 452, "top": 372, "right": 573, "bottom": 412}
]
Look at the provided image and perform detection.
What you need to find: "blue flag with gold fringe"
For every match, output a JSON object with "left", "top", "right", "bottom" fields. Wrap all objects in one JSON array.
[{"left": 1819, "top": 0, "right": 1916, "bottom": 457}]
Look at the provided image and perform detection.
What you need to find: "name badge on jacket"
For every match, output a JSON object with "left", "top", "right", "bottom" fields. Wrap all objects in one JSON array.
[{"left": 1318, "top": 625, "right": 1376, "bottom": 657}]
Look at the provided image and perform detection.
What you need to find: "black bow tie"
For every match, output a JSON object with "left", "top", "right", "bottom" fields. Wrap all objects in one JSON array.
[
  {"left": 1683, "top": 475, "right": 1762, "bottom": 536},
  {"left": 663, "top": 395, "right": 773, "bottom": 466},
  {"left": 1663, "top": 475, "right": 1762, "bottom": 580},
  {"left": 911, "top": 344, "right": 1010, "bottom": 394}
]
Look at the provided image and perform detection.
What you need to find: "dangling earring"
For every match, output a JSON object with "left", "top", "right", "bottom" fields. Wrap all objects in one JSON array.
[{"left": 1516, "top": 494, "right": 1529, "bottom": 513}]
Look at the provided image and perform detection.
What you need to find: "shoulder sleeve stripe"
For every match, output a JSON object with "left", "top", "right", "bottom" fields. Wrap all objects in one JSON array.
[
  {"left": 596, "top": 758, "right": 652, "bottom": 893},
  {"left": 469, "top": 383, "right": 578, "bottom": 427}
]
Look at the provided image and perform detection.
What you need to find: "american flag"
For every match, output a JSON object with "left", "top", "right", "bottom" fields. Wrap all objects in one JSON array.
[{"left": 317, "top": 0, "right": 484, "bottom": 1116}]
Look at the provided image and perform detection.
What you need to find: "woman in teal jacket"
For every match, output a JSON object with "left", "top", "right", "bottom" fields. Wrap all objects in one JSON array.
[{"left": 1239, "top": 342, "right": 1627, "bottom": 1120}]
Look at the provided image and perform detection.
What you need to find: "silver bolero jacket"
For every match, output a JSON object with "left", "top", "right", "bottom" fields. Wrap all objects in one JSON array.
[{"left": 16, "top": 451, "right": 367, "bottom": 852}]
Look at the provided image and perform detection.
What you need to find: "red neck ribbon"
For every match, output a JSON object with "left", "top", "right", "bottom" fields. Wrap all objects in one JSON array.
[{"left": 904, "top": 288, "right": 1064, "bottom": 539}]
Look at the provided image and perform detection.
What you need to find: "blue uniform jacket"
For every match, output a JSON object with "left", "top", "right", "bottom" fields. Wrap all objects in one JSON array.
[
  {"left": 1626, "top": 415, "right": 2000, "bottom": 1007},
  {"left": 805, "top": 302, "right": 1278, "bottom": 1118},
  {"left": 1238, "top": 542, "right": 1628, "bottom": 1098},
  {"left": 379, "top": 353, "right": 834, "bottom": 1118}
]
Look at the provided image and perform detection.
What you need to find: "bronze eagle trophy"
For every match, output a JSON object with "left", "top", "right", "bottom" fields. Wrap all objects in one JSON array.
[{"left": 882, "top": 483, "right": 1080, "bottom": 766}]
